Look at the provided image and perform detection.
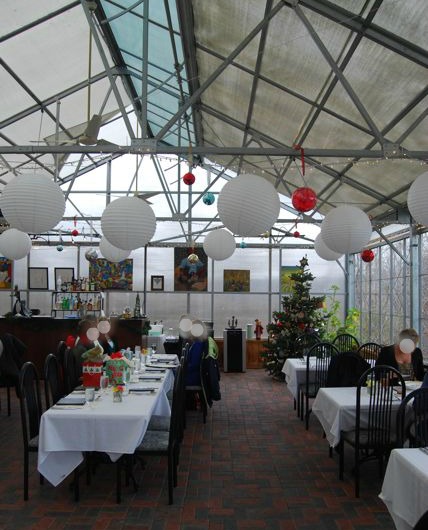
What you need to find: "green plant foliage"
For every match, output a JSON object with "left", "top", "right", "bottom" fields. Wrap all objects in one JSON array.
[
  {"left": 261, "top": 257, "right": 326, "bottom": 379},
  {"left": 322, "top": 284, "right": 361, "bottom": 341}
]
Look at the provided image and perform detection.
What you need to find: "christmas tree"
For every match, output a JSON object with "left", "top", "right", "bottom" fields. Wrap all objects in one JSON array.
[{"left": 262, "top": 256, "right": 326, "bottom": 378}]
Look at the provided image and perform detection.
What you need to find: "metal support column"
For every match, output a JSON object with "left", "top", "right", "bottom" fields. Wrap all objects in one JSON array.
[
  {"left": 345, "top": 254, "right": 355, "bottom": 315},
  {"left": 409, "top": 227, "right": 420, "bottom": 333},
  {"left": 143, "top": 245, "right": 147, "bottom": 315}
]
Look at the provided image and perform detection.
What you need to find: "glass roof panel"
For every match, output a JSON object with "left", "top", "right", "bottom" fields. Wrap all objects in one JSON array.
[{"left": 100, "top": 0, "right": 195, "bottom": 146}]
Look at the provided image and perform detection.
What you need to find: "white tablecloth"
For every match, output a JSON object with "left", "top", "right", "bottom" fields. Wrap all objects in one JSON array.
[
  {"left": 380, "top": 448, "right": 428, "bottom": 530},
  {"left": 312, "top": 386, "right": 403, "bottom": 447},
  {"left": 282, "top": 357, "right": 316, "bottom": 399},
  {"left": 38, "top": 370, "right": 173, "bottom": 486}
]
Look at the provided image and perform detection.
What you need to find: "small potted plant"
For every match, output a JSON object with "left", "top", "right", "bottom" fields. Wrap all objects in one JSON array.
[{"left": 112, "top": 385, "right": 124, "bottom": 402}]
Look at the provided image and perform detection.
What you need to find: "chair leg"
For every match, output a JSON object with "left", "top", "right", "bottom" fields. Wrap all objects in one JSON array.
[
  {"left": 73, "top": 468, "right": 80, "bottom": 502},
  {"left": 167, "top": 454, "right": 174, "bottom": 505},
  {"left": 7, "top": 386, "right": 11, "bottom": 416},
  {"left": 24, "top": 451, "right": 29, "bottom": 501},
  {"left": 338, "top": 439, "right": 344, "bottom": 480},
  {"left": 305, "top": 406, "right": 311, "bottom": 430},
  {"left": 354, "top": 448, "right": 360, "bottom": 498},
  {"left": 201, "top": 394, "right": 207, "bottom": 424},
  {"left": 293, "top": 398, "right": 296, "bottom": 410},
  {"left": 300, "top": 392, "right": 304, "bottom": 421}
]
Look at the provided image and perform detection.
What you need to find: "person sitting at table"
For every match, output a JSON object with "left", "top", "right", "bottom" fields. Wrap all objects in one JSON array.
[
  {"left": 376, "top": 328, "right": 424, "bottom": 381},
  {"left": 70, "top": 318, "right": 95, "bottom": 367},
  {"left": 97, "top": 316, "right": 119, "bottom": 355}
]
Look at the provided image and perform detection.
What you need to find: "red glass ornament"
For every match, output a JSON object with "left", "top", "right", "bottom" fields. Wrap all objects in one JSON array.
[
  {"left": 293, "top": 231, "right": 300, "bottom": 238},
  {"left": 183, "top": 172, "right": 195, "bottom": 186},
  {"left": 361, "top": 249, "right": 375, "bottom": 263},
  {"left": 291, "top": 187, "right": 317, "bottom": 212},
  {"left": 71, "top": 229, "right": 79, "bottom": 237},
  {"left": 298, "top": 322, "right": 306, "bottom": 330}
]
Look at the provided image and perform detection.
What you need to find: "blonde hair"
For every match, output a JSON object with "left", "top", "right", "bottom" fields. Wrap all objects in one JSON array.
[{"left": 398, "top": 328, "right": 419, "bottom": 345}]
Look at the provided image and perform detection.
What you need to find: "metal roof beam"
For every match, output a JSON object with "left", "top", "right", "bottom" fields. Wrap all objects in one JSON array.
[
  {"left": 154, "top": 0, "right": 286, "bottom": 141},
  {"left": 287, "top": 0, "right": 428, "bottom": 68}
]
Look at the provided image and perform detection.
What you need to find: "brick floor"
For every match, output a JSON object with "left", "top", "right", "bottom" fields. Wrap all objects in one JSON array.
[{"left": 0, "top": 370, "right": 394, "bottom": 529}]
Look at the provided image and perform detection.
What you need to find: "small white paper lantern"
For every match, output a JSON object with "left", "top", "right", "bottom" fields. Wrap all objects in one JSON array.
[
  {"left": 101, "top": 196, "right": 156, "bottom": 251},
  {"left": 0, "top": 228, "right": 32, "bottom": 260},
  {"left": 407, "top": 171, "right": 428, "bottom": 225},
  {"left": 85, "top": 248, "right": 98, "bottom": 261},
  {"left": 314, "top": 233, "right": 343, "bottom": 261},
  {"left": 217, "top": 173, "right": 280, "bottom": 237},
  {"left": 203, "top": 229, "right": 235, "bottom": 261},
  {"left": 0, "top": 174, "right": 65, "bottom": 233},
  {"left": 99, "top": 237, "right": 130, "bottom": 263},
  {"left": 321, "top": 205, "right": 372, "bottom": 254}
]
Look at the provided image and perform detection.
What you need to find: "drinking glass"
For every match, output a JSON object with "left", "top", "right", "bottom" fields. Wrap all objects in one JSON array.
[
  {"left": 151, "top": 344, "right": 157, "bottom": 355},
  {"left": 99, "top": 374, "right": 109, "bottom": 394}
]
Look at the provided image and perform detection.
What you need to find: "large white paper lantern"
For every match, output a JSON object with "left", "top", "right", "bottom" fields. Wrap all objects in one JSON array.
[
  {"left": 0, "top": 228, "right": 32, "bottom": 260},
  {"left": 407, "top": 171, "right": 428, "bottom": 225},
  {"left": 314, "top": 233, "right": 343, "bottom": 261},
  {"left": 99, "top": 237, "right": 130, "bottom": 263},
  {"left": 321, "top": 205, "right": 372, "bottom": 254},
  {"left": 101, "top": 196, "right": 156, "bottom": 251},
  {"left": 217, "top": 173, "right": 280, "bottom": 236},
  {"left": 0, "top": 174, "right": 65, "bottom": 233},
  {"left": 203, "top": 229, "right": 235, "bottom": 260}
]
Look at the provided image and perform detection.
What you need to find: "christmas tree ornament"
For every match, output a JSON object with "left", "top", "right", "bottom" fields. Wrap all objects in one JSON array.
[
  {"left": 299, "top": 257, "right": 309, "bottom": 268},
  {"left": 85, "top": 248, "right": 98, "bottom": 261},
  {"left": 187, "top": 253, "right": 199, "bottom": 264},
  {"left": 218, "top": 173, "right": 280, "bottom": 237},
  {"left": 407, "top": 171, "right": 428, "bottom": 226},
  {"left": 320, "top": 205, "right": 372, "bottom": 254},
  {"left": 291, "top": 187, "right": 317, "bottom": 213},
  {"left": 56, "top": 244, "right": 64, "bottom": 252},
  {"left": 240, "top": 240, "right": 247, "bottom": 249},
  {"left": 360, "top": 249, "right": 375, "bottom": 262},
  {"left": 202, "top": 192, "right": 215, "bottom": 205},
  {"left": 183, "top": 172, "right": 195, "bottom": 186},
  {"left": 71, "top": 229, "right": 79, "bottom": 237},
  {"left": 293, "top": 231, "right": 300, "bottom": 238}
]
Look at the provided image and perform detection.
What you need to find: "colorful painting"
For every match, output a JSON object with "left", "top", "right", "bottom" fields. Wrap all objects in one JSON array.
[
  {"left": 89, "top": 259, "right": 133, "bottom": 290},
  {"left": 281, "top": 266, "right": 300, "bottom": 293},
  {"left": 223, "top": 269, "right": 250, "bottom": 292},
  {"left": 174, "top": 247, "right": 208, "bottom": 291},
  {"left": 0, "top": 258, "right": 12, "bottom": 289}
]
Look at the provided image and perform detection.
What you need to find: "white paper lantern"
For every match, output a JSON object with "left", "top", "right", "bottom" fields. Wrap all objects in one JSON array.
[
  {"left": 0, "top": 228, "right": 32, "bottom": 260},
  {"left": 314, "top": 233, "right": 343, "bottom": 261},
  {"left": 86, "top": 327, "right": 100, "bottom": 342},
  {"left": 217, "top": 173, "right": 280, "bottom": 237},
  {"left": 0, "top": 174, "right": 65, "bottom": 233},
  {"left": 321, "top": 205, "right": 372, "bottom": 254},
  {"left": 101, "top": 196, "right": 156, "bottom": 251},
  {"left": 399, "top": 338, "right": 415, "bottom": 354},
  {"left": 407, "top": 171, "right": 428, "bottom": 225},
  {"left": 203, "top": 229, "right": 235, "bottom": 260},
  {"left": 99, "top": 237, "right": 130, "bottom": 263}
]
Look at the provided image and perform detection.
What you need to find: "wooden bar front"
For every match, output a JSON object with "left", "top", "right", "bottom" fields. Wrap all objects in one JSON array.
[{"left": 215, "top": 338, "right": 265, "bottom": 369}]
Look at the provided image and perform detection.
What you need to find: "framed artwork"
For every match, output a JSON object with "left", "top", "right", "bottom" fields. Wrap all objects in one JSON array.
[
  {"left": 223, "top": 269, "right": 250, "bottom": 292},
  {"left": 151, "top": 275, "right": 164, "bottom": 291},
  {"left": 0, "top": 258, "right": 12, "bottom": 290},
  {"left": 55, "top": 267, "right": 74, "bottom": 289},
  {"left": 281, "top": 266, "right": 300, "bottom": 293},
  {"left": 174, "top": 247, "right": 208, "bottom": 291},
  {"left": 89, "top": 258, "right": 133, "bottom": 290},
  {"left": 28, "top": 267, "right": 48, "bottom": 290}
]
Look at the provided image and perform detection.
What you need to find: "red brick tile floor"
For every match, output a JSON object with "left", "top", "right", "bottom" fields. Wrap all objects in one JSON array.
[{"left": 0, "top": 370, "right": 395, "bottom": 529}]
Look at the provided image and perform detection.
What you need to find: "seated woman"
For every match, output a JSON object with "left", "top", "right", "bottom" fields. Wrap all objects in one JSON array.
[
  {"left": 376, "top": 328, "right": 424, "bottom": 381},
  {"left": 69, "top": 318, "right": 95, "bottom": 367},
  {"left": 97, "top": 316, "right": 119, "bottom": 355}
]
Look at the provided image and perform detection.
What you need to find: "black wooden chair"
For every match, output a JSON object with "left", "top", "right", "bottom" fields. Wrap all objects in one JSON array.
[
  {"left": 293, "top": 333, "right": 320, "bottom": 416},
  {"left": 357, "top": 342, "right": 382, "bottom": 362},
  {"left": 333, "top": 333, "right": 360, "bottom": 352},
  {"left": 19, "top": 361, "right": 44, "bottom": 500},
  {"left": 44, "top": 353, "right": 64, "bottom": 409},
  {"left": 63, "top": 347, "right": 80, "bottom": 394},
  {"left": 0, "top": 333, "right": 27, "bottom": 416},
  {"left": 301, "top": 342, "right": 340, "bottom": 429},
  {"left": 414, "top": 510, "right": 428, "bottom": 530},
  {"left": 338, "top": 365, "right": 405, "bottom": 497},
  {"left": 396, "top": 387, "right": 428, "bottom": 448}
]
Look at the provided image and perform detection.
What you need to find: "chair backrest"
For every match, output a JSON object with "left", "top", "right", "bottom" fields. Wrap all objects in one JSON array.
[
  {"left": 326, "top": 352, "right": 370, "bottom": 387},
  {"left": 56, "top": 341, "right": 68, "bottom": 367},
  {"left": 356, "top": 365, "right": 405, "bottom": 450},
  {"left": 44, "top": 353, "right": 64, "bottom": 408},
  {"left": 168, "top": 364, "right": 183, "bottom": 448},
  {"left": 294, "top": 333, "right": 320, "bottom": 357},
  {"left": 19, "top": 362, "right": 43, "bottom": 447},
  {"left": 414, "top": 510, "right": 428, "bottom": 530},
  {"left": 307, "top": 342, "right": 340, "bottom": 391},
  {"left": 396, "top": 387, "right": 428, "bottom": 448},
  {"left": 357, "top": 342, "right": 382, "bottom": 362},
  {"left": 63, "top": 348, "right": 79, "bottom": 394},
  {"left": 333, "top": 333, "right": 360, "bottom": 352}
]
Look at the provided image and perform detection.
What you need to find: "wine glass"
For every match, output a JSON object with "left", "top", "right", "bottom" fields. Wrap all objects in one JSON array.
[
  {"left": 99, "top": 374, "right": 109, "bottom": 395},
  {"left": 151, "top": 344, "right": 157, "bottom": 355}
]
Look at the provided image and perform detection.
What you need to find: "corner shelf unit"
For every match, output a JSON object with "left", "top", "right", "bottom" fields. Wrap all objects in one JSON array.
[{"left": 51, "top": 291, "right": 104, "bottom": 318}]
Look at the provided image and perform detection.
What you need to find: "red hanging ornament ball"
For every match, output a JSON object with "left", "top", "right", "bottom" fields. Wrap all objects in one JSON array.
[
  {"left": 291, "top": 187, "right": 317, "bottom": 213},
  {"left": 361, "top": 249, "right": 375, "bottom": 263},
  {"left": 71, "top": 229, "right": 79, "bottom": 237},
  {"left": 293, "top": 231, "right": 300, "bottom": 238},
  {"left": 183, "top": 172, "right": 195, "bottom": 186}
]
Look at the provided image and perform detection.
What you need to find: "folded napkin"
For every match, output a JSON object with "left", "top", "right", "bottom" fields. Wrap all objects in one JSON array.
[{"left": 56, "top": 396, "right": 86, "bottom": 406}]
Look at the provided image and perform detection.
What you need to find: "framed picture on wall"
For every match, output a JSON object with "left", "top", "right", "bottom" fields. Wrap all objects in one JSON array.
[
  {"left": 54, "top": 267, "right": 74, "bottom": 290},
  {"left": 0, "top": 258, "right": 12, "bottom": 290},
  {"left": 151, "top": 275, "right": 164, "bottom": 291},
  {"left": 28, "top": 267, "right": 49, "bottom": 290},
  {"left": 89, "top": 259, "right": 133, "bottom": 290},
  {"left": 223, "top": 269, "right": 250, "bottom": 292}
]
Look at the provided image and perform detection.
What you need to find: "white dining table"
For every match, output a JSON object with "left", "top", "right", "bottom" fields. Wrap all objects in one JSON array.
[
  {"left": 380, "top": 448, "right": 428, "bottom": 530},
  {"left": 311, "top": 385, "right": 417, "bottom": 447},
  {"left": 281, "top": 357, "right": 316, "bottom": 399},
  {"left": 38, "top": 369, "right": 174, "bottom": 486}
]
